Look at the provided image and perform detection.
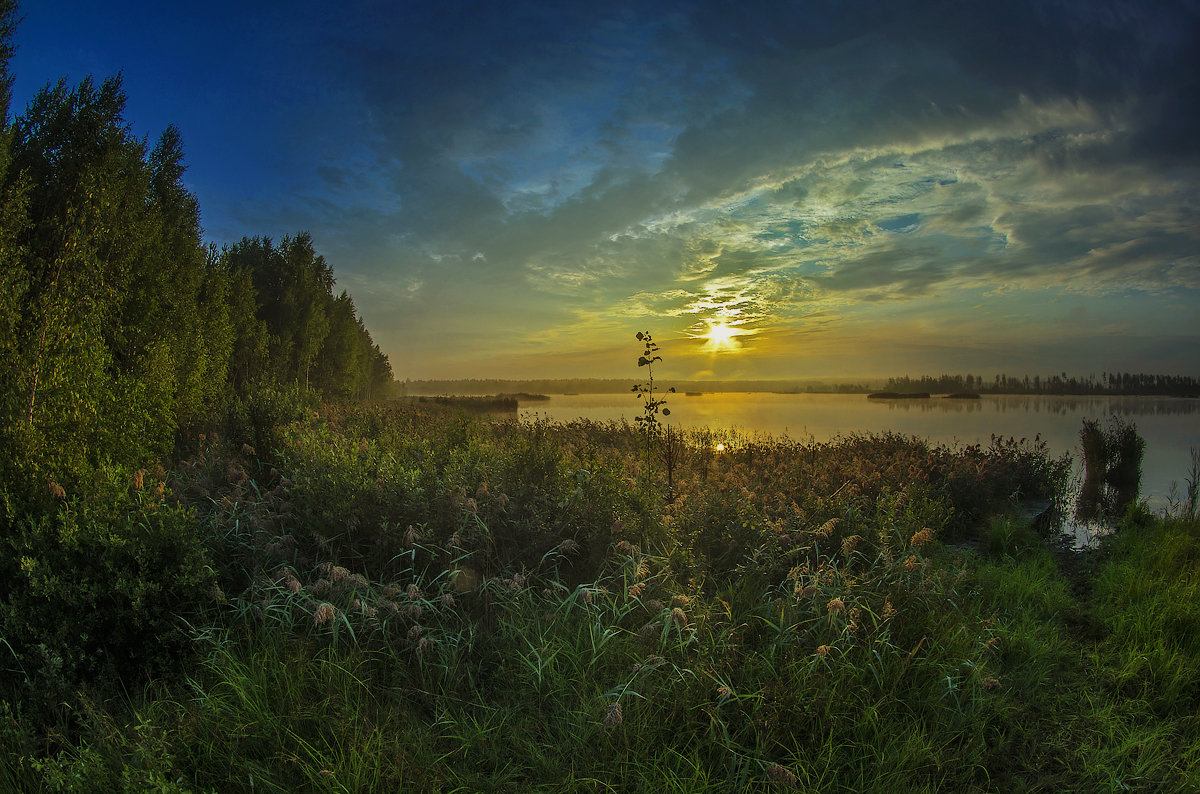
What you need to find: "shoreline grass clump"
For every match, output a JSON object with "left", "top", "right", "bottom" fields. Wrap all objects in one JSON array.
[{"left": 2, "top": 399, "right": 1197, "bottom": 791}]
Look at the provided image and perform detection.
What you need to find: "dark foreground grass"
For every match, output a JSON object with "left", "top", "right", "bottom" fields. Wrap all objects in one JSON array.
[{"left": 2, "top": 401, "right": 1197, "bottom": 792}]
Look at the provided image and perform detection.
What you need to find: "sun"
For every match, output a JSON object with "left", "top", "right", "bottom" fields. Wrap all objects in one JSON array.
[{"left": 702, "top": 322, "right": 742, "bottom": 351}]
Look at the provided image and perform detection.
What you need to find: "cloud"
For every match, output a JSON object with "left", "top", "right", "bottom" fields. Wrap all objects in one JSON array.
[{"left": 183, "top": 0, "right": 1200, "bottom": 377}]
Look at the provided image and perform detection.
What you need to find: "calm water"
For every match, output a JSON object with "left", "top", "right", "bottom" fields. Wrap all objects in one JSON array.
[{"left": 520, "top": 393, "right": 1200, "bottom": 512}]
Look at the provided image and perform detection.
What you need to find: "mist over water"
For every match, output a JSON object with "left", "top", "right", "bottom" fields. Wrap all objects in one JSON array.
[{"left": 521, "top": 393, "right": 1200, "bottom": 512}]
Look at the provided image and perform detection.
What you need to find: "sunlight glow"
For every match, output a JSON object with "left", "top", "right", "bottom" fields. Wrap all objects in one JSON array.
[{"left": 702, "top": 322, "right": 742, "bottom": 352}]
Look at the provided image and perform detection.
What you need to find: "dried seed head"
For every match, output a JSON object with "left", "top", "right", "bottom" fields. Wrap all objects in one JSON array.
[
  {"left": 627, "top": 582, "right": 646, "bottom": 598},
  {"left": 601, "top": 702, "right": 623, "bottom": 728},
  {"left": 904, "top": 555, "right": 922, "bottom": 573},
  {"left": 910, "top": 528, "right": 935, "bottom": 547},
  {"left": 816, "top": 644, "right": 831, "bottom": 658},
  {"left": 404, "top": 525, "right": 421, "bottom": 546},
  {"left": 670, "top": 607, "right": 689, "bottom": 627},
  {"left": 827, "top": 597, "right": 846, "bottom": 615},
  {"left": 671, "top": 594, "right": 690, "bottom": 608},
  {"left": 313, "top": 603, "right": 337, "bottom": 626},
  {"left": 557, "top": 538, "right": 580, "bottom": 555},
  {"left": 983, "top": 676, "right": 1001, "bottom": 691},
  {"left": 840, "top": 534, "right": 862, "bottom": 558},
  {"left": 816, "top": 518, "right": 838, "bottom": 538},
  {"left": 766, "top": 762, "right": 798, "bottom": 788},
  {"left": 132, "top": 470, "right": 145, "bottom": 490},
  {"left": 407, "top": 583, "right": 422, "bottom": 601},
  {"left": 48, "top": 481, "right": 66, "bottom": 500}
]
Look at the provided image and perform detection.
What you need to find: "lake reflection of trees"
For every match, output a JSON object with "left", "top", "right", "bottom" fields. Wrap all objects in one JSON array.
[{"left": 871, "top": 395, "right": 1200, "bottom": 417}]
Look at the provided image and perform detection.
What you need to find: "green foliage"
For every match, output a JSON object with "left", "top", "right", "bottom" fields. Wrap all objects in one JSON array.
[{"left": 0, "top": 468, "right": 216, "bottom": 727}]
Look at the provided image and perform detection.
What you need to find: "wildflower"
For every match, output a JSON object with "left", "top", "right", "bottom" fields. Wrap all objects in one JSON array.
[
  {"left": 670, "top": 607, "right": 689, "bottom": 627},
  {"left": 827, "top": 597, "right": 846, "bottom": 615},
  {"left": 766, "top": 763, "right": 798, "bottom": 788},
  {"left": 816, "top": 644, "right": 831, "bottom": 658},
  {"left": 313, "top": 603, "right": 337, "bottom": 626},
  {"left": 602, "top": 702, "right": 623, "bottom": 729},
  {"left": 627, "top": 582, "right": 646, "bottom": 598},
  {"left": 48, "top": 481, "right": 66, "bottom": 500},
  {"left": 910, "top": 528, "right": 935, "bottom": 547}
]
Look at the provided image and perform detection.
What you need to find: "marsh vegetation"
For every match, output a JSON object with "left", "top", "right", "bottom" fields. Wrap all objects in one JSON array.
[{"left": 3, "top": 395, "right": 1198, "bottom": 792}]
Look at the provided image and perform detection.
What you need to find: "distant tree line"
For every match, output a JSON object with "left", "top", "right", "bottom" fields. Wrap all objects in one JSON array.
[
  {"left": 884, "top": 372, "right": 1200, "bottom": 396},
  {"left": 0, "top": 1, "right": 390, "bottom": 487}
]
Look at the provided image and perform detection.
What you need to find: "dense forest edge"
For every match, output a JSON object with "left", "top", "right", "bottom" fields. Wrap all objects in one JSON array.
[
  {"left": 2, "top": 5, "right": 1199, "bottom": 791},
  {"left": 0, "top": 2, "right": 392, "bottom": 494}
]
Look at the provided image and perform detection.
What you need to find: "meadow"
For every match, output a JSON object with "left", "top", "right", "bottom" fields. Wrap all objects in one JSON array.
[{"left": 2, "top": 396, "right": 1198, "bottom": 792}]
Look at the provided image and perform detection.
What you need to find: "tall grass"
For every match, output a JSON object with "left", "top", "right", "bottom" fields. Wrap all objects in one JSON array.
[{"left": 2, "top": 400, "right": 1196, "bottom": 791}]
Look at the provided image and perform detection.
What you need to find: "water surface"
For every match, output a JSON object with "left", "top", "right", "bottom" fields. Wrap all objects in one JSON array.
[{"left": 521, "top": 393, "right": 1200, "bottom": 513}]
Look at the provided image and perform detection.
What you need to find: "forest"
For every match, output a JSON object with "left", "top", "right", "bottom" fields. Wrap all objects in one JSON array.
[{"left": 0, "top": 1, "right": 391, "bottom": 494}]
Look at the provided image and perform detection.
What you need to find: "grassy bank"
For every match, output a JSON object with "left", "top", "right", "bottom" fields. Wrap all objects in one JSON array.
[{"left": 2, "top": 400, "right": 1197, "bottom": 792}]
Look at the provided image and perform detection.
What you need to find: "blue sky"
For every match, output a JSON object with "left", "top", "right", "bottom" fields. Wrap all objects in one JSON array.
[{"left": 10, "top": 0, "right": 1200, "bottom": 381}]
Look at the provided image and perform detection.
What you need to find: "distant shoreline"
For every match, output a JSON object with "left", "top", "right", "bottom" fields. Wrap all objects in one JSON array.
[{"left": 402, "top": 376, "right": 1200, "bottom": 399}]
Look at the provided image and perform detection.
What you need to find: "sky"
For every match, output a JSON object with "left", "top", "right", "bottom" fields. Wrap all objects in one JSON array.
[{"left": 9, "top": 0, "right": 1200, "bottom": 382}]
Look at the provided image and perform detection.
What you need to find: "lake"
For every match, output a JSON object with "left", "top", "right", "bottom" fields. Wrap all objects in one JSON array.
[{"left": 520, "top": 392, "right": 1200, "bottom": 514}]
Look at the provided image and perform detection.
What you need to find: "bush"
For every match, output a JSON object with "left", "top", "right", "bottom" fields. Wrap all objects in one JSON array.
[{"left": 0, "top": 466, "right": 217, "bottom": 727}]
